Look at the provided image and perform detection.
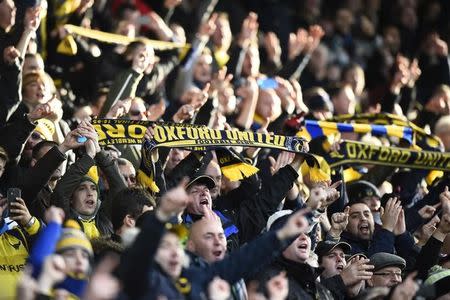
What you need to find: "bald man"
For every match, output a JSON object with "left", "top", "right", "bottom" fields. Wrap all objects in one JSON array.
[
  {"left": 186, "top": 210, "right": 246, "bottom": 299},
  {"left": 187, "top": 213, "right": 227, "bottom": 263}
]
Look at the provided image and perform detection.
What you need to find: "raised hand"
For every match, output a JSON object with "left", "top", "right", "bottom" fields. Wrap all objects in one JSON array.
[
  {"left": 27, "top": 103, "right": 53, "bottom": 123},
  {"left": 37, "top": 255, "right": 67, "bottom": 295},
  {"left": 78, "top": 121, "right": 101, "bottom": 158},
  {"left": 58, "top": 128, "right": 88, "bottom": 153},
  {"left": 44, "top": 206, "right": 65, "bottom": 225},
  {"left": 200, "top": 205, "right": 220, "bottom": 222},
  {"left": 268, "top": 151, "right": 295, "bottom": 175},
  {"left": 433, "top": 35, "right": 449, "bottom": 57},
  {"left": 418, "top": 203, "right": 440, "bottom": 220},
  {"left": 275, "top": 77, "right": 296, "bottom": 114},
  {"left": 437, "top": 213, "right": 450, "bottom": 235},
  {"left": 389, "top": 272, "right": 419, "bottom": 300},
  {"left": 199, "top": 13, "right": 218, "bottom": 38},
  {"left": 324, "top": 181, "right": 341, "bottom": 207},
  {"left": 147, "top": 99, "right": 166, "bottom": 121},
  {"left": 264, "top": 32, "right": 282, "bottom": 64},
  {"left": 329, "top": 207, "right": 350, "bottom": 238},
  {"left": 16, "top": 266, "right": 37, "bottom": 300},
  {"left": 237, "top": 12, "right": 259, "bottom": 48},
  {"left": 304, "top": 25, "right": 325, "bottom": 54},
  {"left": 208, "top": 277, "right": 231, "bottom": 300},
  {"left": 24, "top": 6, "right": 42, "bottom": 32},
  {"left": 439, "top": 186, "right": 450, "bottom": 214},
  {"left": 417, "top": 215, "right": 439, "bottom": 246},
  {"left": 307, "top": 185, "right": 328, "bottom": 210},
  {"left": 266, "top": 271, "right": 288, "bottom": 300},
  {"left": 340, "top": 257, "right": 374, "bottom": 286},
  {"left": 288, "top": 28, "right": 308, "bottom": 60},
  {"left": 407, "top": 58, "right": 421, "bottom": 88},
  {"left": 276, "top": 209, "right": 309, "bottom": 240},
  {"left": 393, "top": 208, "right": 406, "bottom": 236},
  {"left": 3, "top": 46, "right": 20, "bottom": 65},
  {"left": 146, "top": 11, "right": 174, "bottom": 42},
  {"left": 209, "top": 67, "right": 233, "bottom": 97},
  {"left": 9, "top": 198, "right": 33, "bottom": 227},
  {"left": 164, "top": 0, "right": 182, "bottom": 9},
  {"left": 82, "top": 253, "right": 120, "bottom": 300},
  {"left": 105, "top": 98, "right": 132, "bottom": 119},
  {"left": 380, "top": 197, "right": 402, "bottom": 232},
  {"left": 156, "top": 178, "right": 191, "bottom": 221}
]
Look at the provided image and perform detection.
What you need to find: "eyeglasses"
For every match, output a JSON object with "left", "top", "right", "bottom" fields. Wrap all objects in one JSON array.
[{"left": 373, "top": 271, "right": 402, "bottom": 278}]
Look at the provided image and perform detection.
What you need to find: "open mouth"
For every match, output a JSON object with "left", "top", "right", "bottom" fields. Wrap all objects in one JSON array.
[
  {"left": 168, "top": 260, "right": 179, "bottom": 269},
  {"left": 359, "top": 224, "right": 370, "bottom": 234},
  {"left": 213, "top": 250, "right": 223, "bottom": 258},
  {"left": 86, "top": 199, "right": 95, "bottom": 206},
  {"left": 336, "top": 265, "right": 344, "bottom": 271},
  {"left": 200, "top": 199, "right": 209, "bottom": 205},
  {"left": 297, "top": 244, "right": 308, "bottom": 251}
]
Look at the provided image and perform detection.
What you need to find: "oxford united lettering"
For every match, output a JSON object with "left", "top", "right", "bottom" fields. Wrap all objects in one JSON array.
[
  {"left": 92, "top": 119, "right": 289, "bottom": 149},
  {"left": 329, "top": 141, "right": 450, "bottom": 171}
]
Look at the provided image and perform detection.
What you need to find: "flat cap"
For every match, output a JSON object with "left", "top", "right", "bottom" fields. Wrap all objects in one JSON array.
[{"left": 370, "top": 252, "right": 406, "bottom": 272}]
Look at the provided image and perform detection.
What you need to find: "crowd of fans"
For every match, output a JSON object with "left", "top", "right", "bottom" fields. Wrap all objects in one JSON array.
[{"left": 1, "top": 0, "right": 450, "bottom": 299}]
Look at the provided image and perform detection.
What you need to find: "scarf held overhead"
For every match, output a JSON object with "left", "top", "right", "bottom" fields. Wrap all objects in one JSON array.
[
  {"left": 331, "top": 113, "right": 442, "bottom": 149},
  {"left": 328, "top": 140, "right": 450, "bottom": 172},
  {"left": 297, "top": 120, "right": 414, "bottom": 144},
  {"left": 92, "top": 119, "right": 310, "bottom": 153},
  {"left": 92, "top": 119, "right": 329, "bottom": 189}
]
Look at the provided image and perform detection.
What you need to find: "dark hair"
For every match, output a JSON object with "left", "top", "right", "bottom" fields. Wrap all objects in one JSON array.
[
  {"left": 123, "top": 41, "right": 146, "bottom": 61},
  {"left": 111, "top": 188, "right": 155, "bottom": 231},
  {"left": 32, "top": 140, "right": 59, "bottom": 159},
  {"left": 0, "top": 146, "right": 9, "bottom": 164}
]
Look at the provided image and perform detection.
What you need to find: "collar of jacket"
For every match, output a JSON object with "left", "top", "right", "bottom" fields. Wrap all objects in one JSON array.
[
  {"left": 71, "top": 198, "right": 102, "bottom": 221},
  {"left": 185, "top": 250, "right": 209, "bottom": 268},
  {"left": 183, "top": 213, "right": 202, "bottom": 224},
  {"left": 340, "top": 230, "right": 370, "bottom": 248},
  {"left": 276, "top": 256, "right": 323, "bottom": 284}
]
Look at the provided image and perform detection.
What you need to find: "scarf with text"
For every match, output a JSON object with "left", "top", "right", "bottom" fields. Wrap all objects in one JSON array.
[{"left": 92, "top": 119, "right": 328, "bottom": 191}]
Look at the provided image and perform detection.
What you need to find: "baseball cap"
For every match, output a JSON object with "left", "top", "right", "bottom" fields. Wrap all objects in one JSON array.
[
  {"left": 315, "top": 240, "right": 352, "bottom": 259},
  {"left": 186, "top": 175, "right": 216, "bottom": 190}
]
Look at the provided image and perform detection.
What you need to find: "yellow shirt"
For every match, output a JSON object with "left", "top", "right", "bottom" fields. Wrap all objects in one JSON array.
[{"left": 0, "top": 218, "right": 40, "bottom": 300}]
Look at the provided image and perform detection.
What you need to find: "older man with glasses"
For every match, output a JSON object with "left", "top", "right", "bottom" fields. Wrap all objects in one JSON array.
[{"left": 367, "top": 252, "right": 406, "bottom": 288}]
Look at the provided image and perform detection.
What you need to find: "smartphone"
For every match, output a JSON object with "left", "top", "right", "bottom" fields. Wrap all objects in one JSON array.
[
  {"left": 7, "top": 188, "right": 21, "bottom": 217},
  {"left": 257, "top": 78, "right": 279, "bottom": 90}
]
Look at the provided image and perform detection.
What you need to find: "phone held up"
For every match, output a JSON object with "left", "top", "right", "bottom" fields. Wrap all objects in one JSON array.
[{"left": 7, "top": 188, "right": 21, "bottom": 217}]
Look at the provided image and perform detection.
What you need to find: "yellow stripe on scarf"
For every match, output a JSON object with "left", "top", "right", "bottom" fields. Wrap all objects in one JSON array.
[{"left": 58, "top": 25, "right": 190, "bottom": 56}]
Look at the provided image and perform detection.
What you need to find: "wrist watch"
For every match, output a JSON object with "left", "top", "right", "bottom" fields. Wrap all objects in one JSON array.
[{"left": 24, "top": 217, "right": 36, "bottom": 229}]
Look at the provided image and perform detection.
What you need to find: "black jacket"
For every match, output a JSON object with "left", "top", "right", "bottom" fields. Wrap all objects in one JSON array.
[
  {"left": 257, "top": 257, "right": 334, "bottom": 300},
  {"left": 0, "top": 57, "right": 22, "bottom": 127},
  {"left": 119, "top": 212, "right": 290, "bottom": 300},
  {"left": 217, "top": 164, "right": 299, "bottom": 245},
  {"left": 51, "top": 152, "right": 122, "bottom": 237}
]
